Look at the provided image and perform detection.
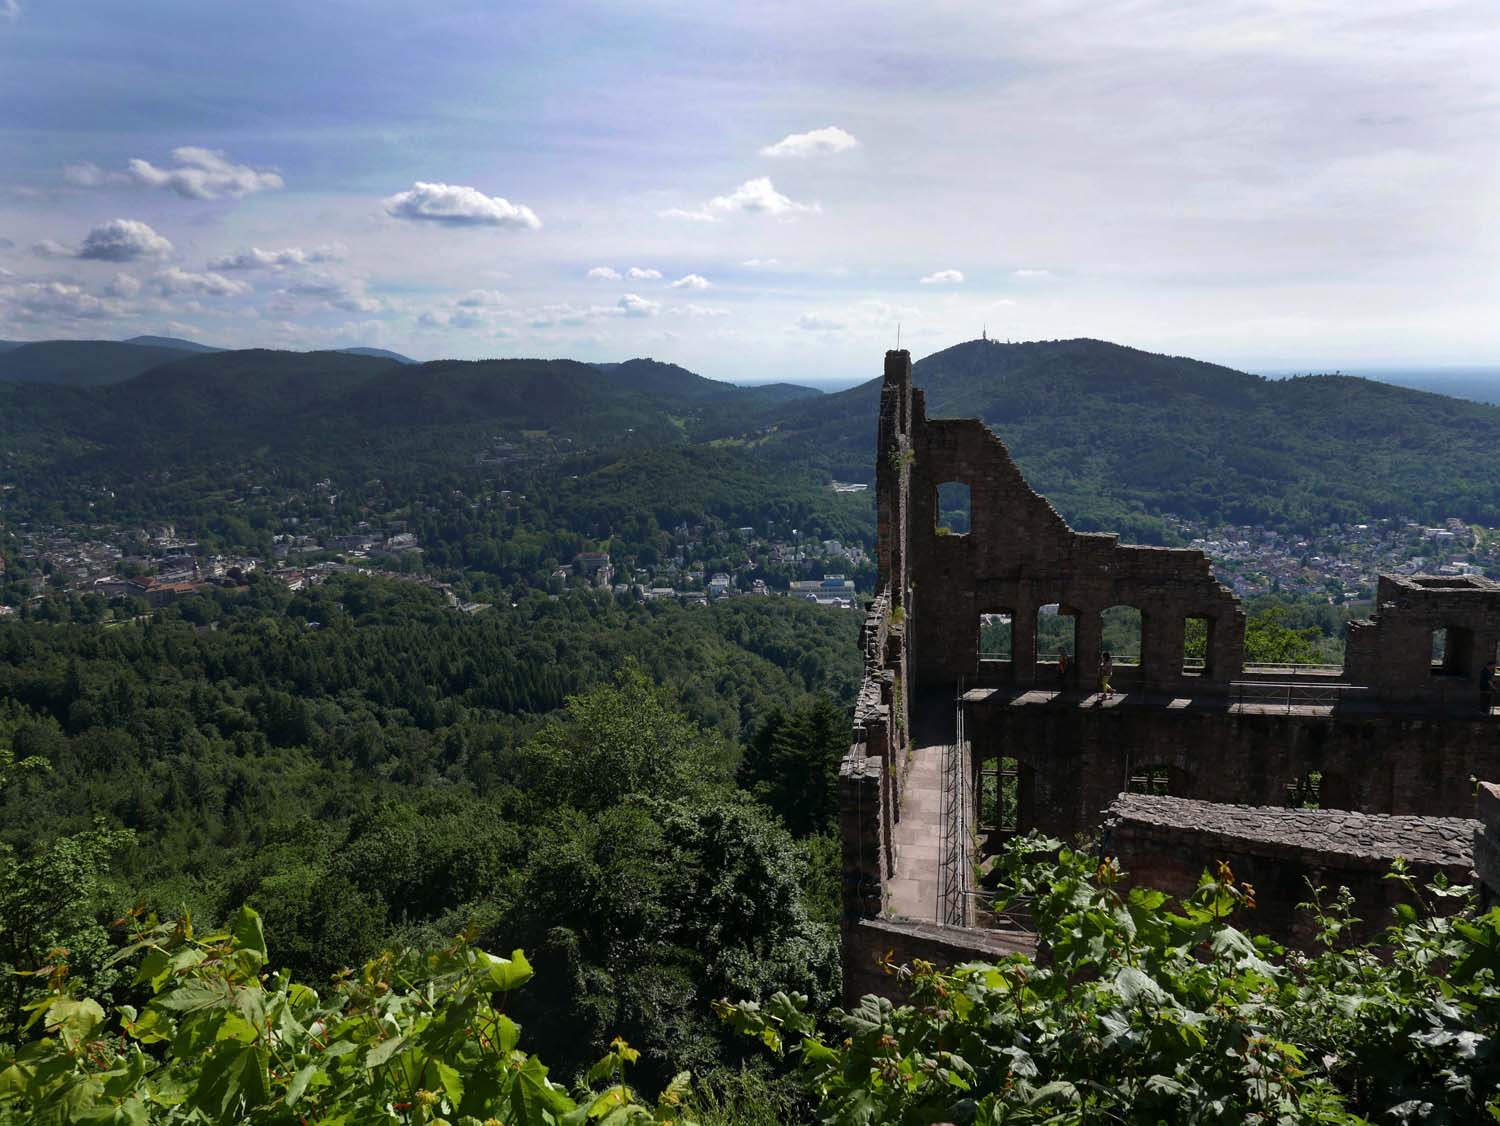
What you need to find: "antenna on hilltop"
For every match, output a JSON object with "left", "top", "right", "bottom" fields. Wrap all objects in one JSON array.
[
  {"left": 896, "top": 323, "right": 902, "bottom": 350},
  {"left": 983, "top": 324, "right": 987, "bottom": 343}
]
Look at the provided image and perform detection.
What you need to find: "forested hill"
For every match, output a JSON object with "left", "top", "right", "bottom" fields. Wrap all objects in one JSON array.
[
  {"left": 7, "top": 335, "right": 1500, "bottom": 540},
  {"left": 760, "top": 337, "right": 1500, "bottom": 536}
]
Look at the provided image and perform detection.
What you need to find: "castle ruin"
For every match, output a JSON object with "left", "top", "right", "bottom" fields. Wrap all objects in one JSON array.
[{"left": 841, "top": 349, "right": 1500, "bottom": 995}]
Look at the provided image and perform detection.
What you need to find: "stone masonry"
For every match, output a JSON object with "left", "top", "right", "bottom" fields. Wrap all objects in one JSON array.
[{"left": 1105, "top": 793, "right": 1476, "bottom": 945}]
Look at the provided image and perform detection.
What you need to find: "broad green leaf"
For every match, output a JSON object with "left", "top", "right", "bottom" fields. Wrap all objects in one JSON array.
[
  {"left": 478, "top": 948, "right": 535, "bottom": 993},
  {"left": 286, "top": 1063, "right": 319, "bottom": 1107},
  {"left": 364, "top": 1033, "right": 408, "bottom": 1069},
  {"left": 230, "top": 906, "right": 268, "bottom": 969},
  {"left": 47, "top": 997, "right": 106, "bottom": 1050}
]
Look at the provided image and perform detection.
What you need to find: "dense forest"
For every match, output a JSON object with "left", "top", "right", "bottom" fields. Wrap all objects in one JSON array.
[{"left": 0, "top": 576, "right": 859, "bottom": 1092}]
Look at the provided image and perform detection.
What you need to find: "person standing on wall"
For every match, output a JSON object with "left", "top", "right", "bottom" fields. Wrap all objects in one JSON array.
[
  {"left": 1482, "top": 659, "right": 1495, "bottom": 715},
  {"left": 1099, "top": 650, "right": 1114, "bottom": 699}
]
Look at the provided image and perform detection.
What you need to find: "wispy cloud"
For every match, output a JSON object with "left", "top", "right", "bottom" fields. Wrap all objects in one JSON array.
[
  {"left": 618, "top": 293, "right": 660, "bottom": 317},
  {"left": 627, "top": 266, "right": 662, "bottom": 280},
  {"left": 384, "top": 182, "right": 541, "bottom": 229},
  {"left": 919, "top": 269, "right": 965, "bottom": 285},
  {"left": 760, "top": 126, "right": 860, "bottom": 158},
  {"left": 659, "top": 177, "right": 817, "bottom": 222},
  {"left": 208, "top": 245, "right": 345, "bottom": 270},
  {"left": 669, "top": 273, "right": 711, "bottom": 290},
  {"left": 67, "top": 147, "right": 284, "bottom": 200},
  {"left": 586, "top": 266, "right": 621, "bottom": 280},
  {"left": 151, "top": 266, "right": 250, "bottom": 298}
]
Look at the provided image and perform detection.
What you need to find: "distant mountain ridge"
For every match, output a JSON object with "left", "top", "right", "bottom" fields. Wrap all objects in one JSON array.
[
  {"left": 4, "top": 335, "right": 1500, "bottom": 537},
  {"left": 125, "top": 335, "right": 225, "bottom": 354},
  {"left": 759, "top": 337, "right": 1500, "bottom": 534}
]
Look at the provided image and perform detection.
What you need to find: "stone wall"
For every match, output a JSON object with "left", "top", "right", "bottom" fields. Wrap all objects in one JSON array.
[
  {"left": 1346, "top": 574, "right": 1500, "bottom": 707},
  {"left": 967, "top": 694, "right": 1500, "bottom": 840},
  {"left": 901, "top": 381, "right": 1244, "bottom": 693},
  {"left": 1105, "top": 793, "right": 1476, "bottom": 946},
  {"left": 843, "top": 915, "right": 1035, "bottom": 1003},
  {"left": 1477, "top": 781, "right": 1500, "bottom": 910}
]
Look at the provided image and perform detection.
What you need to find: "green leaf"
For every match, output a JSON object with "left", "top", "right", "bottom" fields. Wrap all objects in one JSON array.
[
  {"left": 364, "top": 1033, "right": 408, "bottom": 1069},
  {"left": 286, "top": 1063, "right": 318, "bottom": 1107},
  {"left": 479, "top": 948, "right": 535, "bottom": 993},
  {"left": 230, "top": 906, "right": 268, "bottom": 969},
  {"left": 47, "top": 997, "right": 106, "bottom": 1050},
  {"left": 511, "top": 1055, "right": 576, "bottom": 1124},
  {"left": 194, "top": 1041, "right": 271, "bottom": 1124}
]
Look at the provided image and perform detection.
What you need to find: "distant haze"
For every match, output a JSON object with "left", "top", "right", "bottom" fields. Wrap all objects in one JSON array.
[{"left": 1260, "top": 367, "right": 1500, "bottom": 406}]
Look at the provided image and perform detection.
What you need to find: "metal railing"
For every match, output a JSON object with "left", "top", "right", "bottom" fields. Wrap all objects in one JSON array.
[
  {"left": 1231, "top": 679, "right": 1369, "bottom": 711},
  {"left": 936, "top": 677, "right": 971, "bottom": 928}
]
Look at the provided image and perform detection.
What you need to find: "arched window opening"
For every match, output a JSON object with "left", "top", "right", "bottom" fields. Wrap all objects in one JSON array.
[
  {"left": 1038, "top": 603, "right": 1078, "bottom": 684},
  {"left": 935, "top": 481, "right": 970, "bottom": 535},
  {"left": 979, "top": 611, "right": 1013, "bottom": 660}
]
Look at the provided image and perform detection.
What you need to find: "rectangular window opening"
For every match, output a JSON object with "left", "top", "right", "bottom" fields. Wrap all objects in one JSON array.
[{"left": 1183, "top": 615, "right": 1211, "bottom": 677}]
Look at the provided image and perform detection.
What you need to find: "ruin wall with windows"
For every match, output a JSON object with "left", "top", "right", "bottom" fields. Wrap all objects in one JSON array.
[{"left": 839, "top": 350, "right": 1500, "bottom": 985}]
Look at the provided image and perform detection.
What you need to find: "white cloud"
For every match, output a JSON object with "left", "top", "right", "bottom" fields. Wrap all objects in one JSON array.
[
  {"left": 992, "top": 298, "right": 1018, "bottom": 307},
  {"left": 740, "top": 258, "right": 780, "bottom": 268},
  {"left": 669, "top": 273, "right": 711, "bottom": 290},
  {"left": 796, "top": 313, "right": 845, "bottom": 332},
  {"left": 1013, "top": 268, "right": 1055, "bottom": 279},
  {"left": 656, "top": 207, "right": 720, "bottom": 223},
  {"left": 671, "top": 304, "right": 731, "bottom": 319},
  {"left": 587, "top": 266, "right": 622, "bottom": 280},
  {"left": 919, "top": 269, "right": 965, "bottom": 285},
  {"left": 384, "top": 181, "right": 541, "bottom": 228},
  {"left": 456, "top": 289, "right": 507, "bottom": 307},
  {"left": 280, "top": 272, "right": 380, "bottom": 313},
  {"left": 1, "top": 1, "right": 19, "bottom": 19},
  {"left": 105, "top": 273, "right": 142, "bottom": 298},
  {"left": 63, "top": 162, "right": 121, "bottom": 188},
  {"left": 152, "top": 266, "right": 250, "bottom": 298},
  {"left": 77, "top": 219, "right": 173, "bottom": 261},
  {"left": 707, "top": 177, "right": 817, "bottom": 216},
  {"left": 207, "top": 244, "right": 345, "bottom": 270},
  {"left": 525, "top": 301, "right": 620, "bottom": 328},
  {"left": 30, "top": 239, "right": 72, "bottom": 259},
  {"left": 618, "top": 293, "right": 660, "bottom": 317},
  {"left": 760, "top": 125, "right": 860, "bottom": 158},
  {"left": 2, "top": 280, "right": 123, "bottom": 321},
  {"left": 74, "top": 147, "right": 287, "bottom": 200},
  {"left": 659, "top": 177, "right": 817, "bottom": 222},
  {"left": 627, "top": 266, "right": 662, "bottom": 280}
]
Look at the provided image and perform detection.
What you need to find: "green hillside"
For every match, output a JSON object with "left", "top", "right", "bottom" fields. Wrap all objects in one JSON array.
[
  {"left": 760, "top": 338, "right": 1500, "bottom": 535},
  {"left": 0, "top": 339, "right": 195, "bottom": 386},
  {"left": 123, "top": 334, "right": 225, "bottom": 353}
]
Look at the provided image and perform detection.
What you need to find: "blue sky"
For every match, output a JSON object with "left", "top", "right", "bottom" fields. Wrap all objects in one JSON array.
[{"left": 1, "top": 0, "right": 1496, "bottom": 381}]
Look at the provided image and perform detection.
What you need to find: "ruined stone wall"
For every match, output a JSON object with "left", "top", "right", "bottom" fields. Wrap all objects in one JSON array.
[
  {"left": 1105, "top": 794, "right": 1476, "bottom": 947},
  {"left": 904, "top": 394, "right": 1244, "bottom": 692},
  {"left": 1346, "top": 575, "right": 1500, "bottom": 706},
  {"left": 968, "top": 697, "right": 1500, "bottom": 840},
  {"left": 1477, "top": 781, "right": 1500, "bottom": 910},
  {"left": 842, "top": 916, "right": 1035, "bottom": 1004}
]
